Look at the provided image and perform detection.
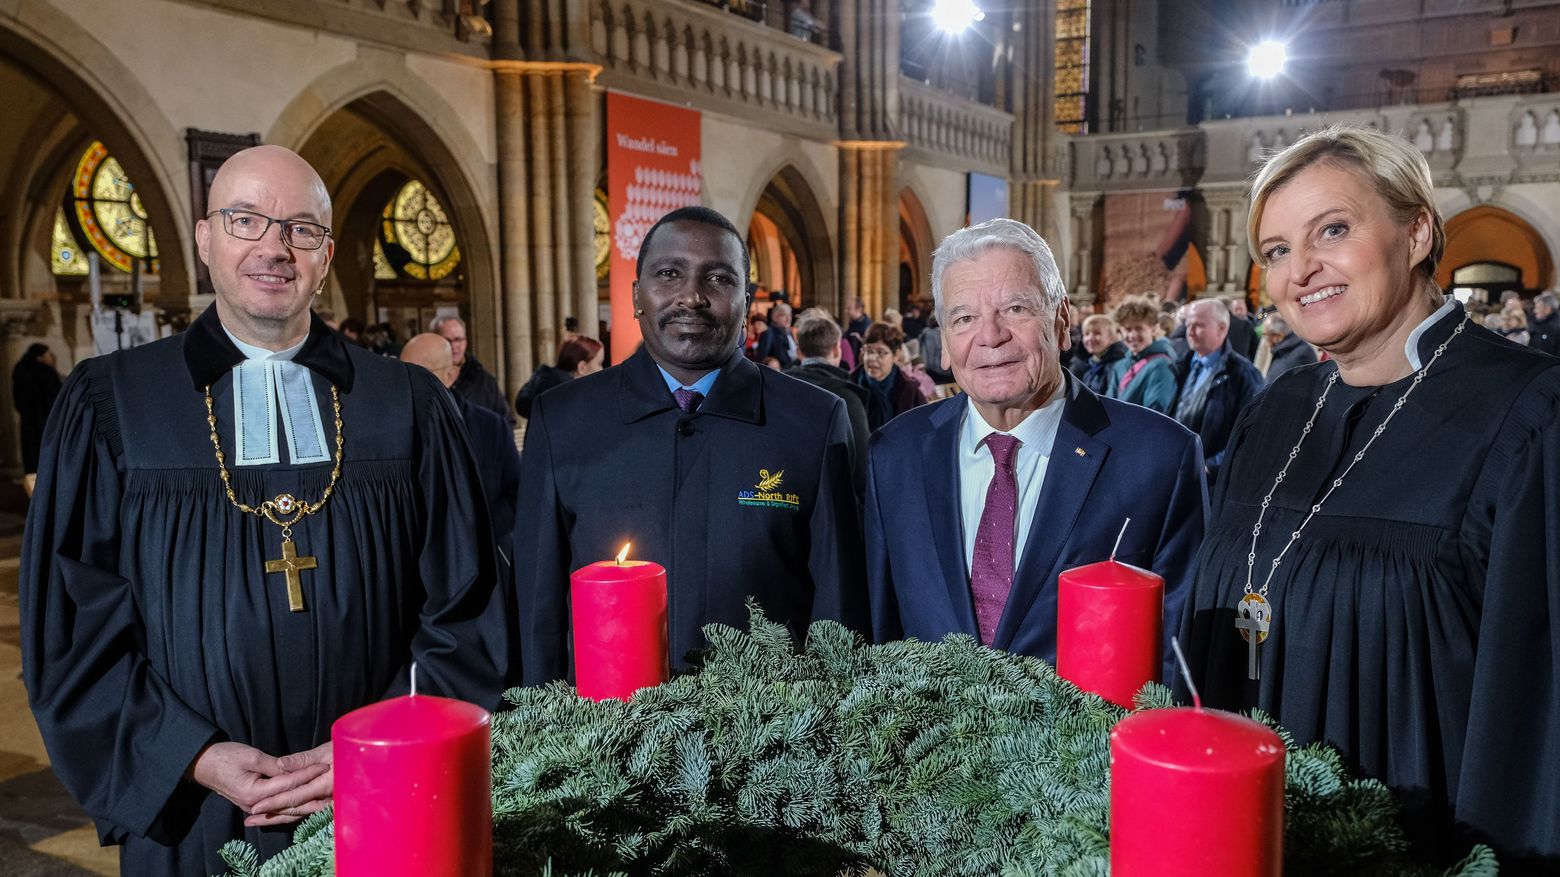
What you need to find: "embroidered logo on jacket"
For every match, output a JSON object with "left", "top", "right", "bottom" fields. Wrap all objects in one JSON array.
[{"left": 738, "top": 468, "right": 799, "bottom": 509}]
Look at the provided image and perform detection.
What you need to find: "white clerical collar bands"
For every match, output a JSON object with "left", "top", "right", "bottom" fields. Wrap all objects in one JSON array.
[{"left": 222, "top": 326, "right": 332, "bottom": 467}]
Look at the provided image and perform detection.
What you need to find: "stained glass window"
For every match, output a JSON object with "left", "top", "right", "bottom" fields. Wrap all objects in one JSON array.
[
  {"left": 71, "top": 141, "right": 158, "bottom": 273},
  {"left": 379, "top": 180, "right": 460, "bottom": 281},
  {"left": 52, "top": 208, "right": 89, "bottom": 276},
  {"left": 594, "top": 188, "right": 610, "bottom": 281},
  {"left": 373, "top": 239, "right": 397, "bottom": 280},
  {"left": 1054, "top": 0, "right": 1090, "bottom": 134}
]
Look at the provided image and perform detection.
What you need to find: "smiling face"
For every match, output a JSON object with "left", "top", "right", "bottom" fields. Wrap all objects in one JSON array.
[
  {"left": 196, "top": 146, "right": 333, "bottom": 349},
  {"left": 941, "top": 247, "right": 1068, "bottom": 424},
  {"left": 1257, "top": 162, "right": 1434, "bottom": 361},
  {"left": 1081, "top": 318, "right": 1118, "bottom": 356},
  {"left": 1120, "top": 320, "right": 1155, "bottom": 355},
  {"left": 633, "top": 220, "right": 749, "bottom": 383}
]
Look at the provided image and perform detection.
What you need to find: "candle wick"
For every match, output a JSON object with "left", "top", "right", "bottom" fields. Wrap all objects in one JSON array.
[
  {"left": 410, "top": 662, "right": 418, "bottom": 698},
  {"left": 1111, "top": 517, "right": 1131, "bottom": 562},
  {"left": 1170, "top": 637, "right": 1201, "bottom": 710}
]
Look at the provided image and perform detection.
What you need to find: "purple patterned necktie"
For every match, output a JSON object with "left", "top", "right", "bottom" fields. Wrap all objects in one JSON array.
[
  {"left": 673, "top": 388, "right": 704, "bottom": 413},
  {"left": 970, "top": 433, "right": 1022, "bottom": 646}
]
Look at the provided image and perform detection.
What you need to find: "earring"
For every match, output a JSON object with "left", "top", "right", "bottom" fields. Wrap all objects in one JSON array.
[{"left": 634, "top": 308, "right": 644, "bottom": 318}]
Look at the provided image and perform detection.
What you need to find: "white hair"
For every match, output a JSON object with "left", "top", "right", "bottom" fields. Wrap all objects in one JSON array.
[
  {"left": 930, "top": 218, "right": 1067, "bottom": 320},
  {"left": 1188, "top": 298, "right": 1230, "bottom": 327},
  {"left": 429, "top": 315, "right": 465, "bottom": 333}
]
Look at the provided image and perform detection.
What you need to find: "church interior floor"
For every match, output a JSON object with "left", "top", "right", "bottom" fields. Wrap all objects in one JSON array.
[{"left": 0, "top": 510, "right": 117, "bottom": 876}]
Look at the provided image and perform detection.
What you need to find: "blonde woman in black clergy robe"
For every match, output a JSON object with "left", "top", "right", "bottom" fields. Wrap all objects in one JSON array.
[
  {"left": 1176, "top": 125, "right": 1560, "bottom": 872},
  {"left": 20, "top": 146, "right": 508, "bottom": 877}
]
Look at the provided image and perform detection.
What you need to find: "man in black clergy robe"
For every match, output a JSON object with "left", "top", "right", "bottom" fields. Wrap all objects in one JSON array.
[
  {"left": 21, "top": 145, "right": 508, "bottom": 876},
  {"left": 516, "top": 206, "right": 867, "bottom": 685}
]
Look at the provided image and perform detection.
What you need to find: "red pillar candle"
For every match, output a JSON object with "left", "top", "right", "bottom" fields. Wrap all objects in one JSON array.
[
  {"left": 1110, "top": 707, "right": 1285, "bottom": 877},
  {"left": 570, "top": 544, "right": 669, "bottom": 701},
  {"left": 1056, "top": 559, "right": 1163, "bottom": 708},
  {"left": 333, "top": 693, "right": 492, "bottom": 877}
]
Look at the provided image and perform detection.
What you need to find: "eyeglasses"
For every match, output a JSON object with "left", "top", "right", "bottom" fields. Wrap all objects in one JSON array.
[
  {"left": 208, "top": 208, "right": 331, "bottom": 250},
  {"left": 861, "top": 345, "right": 894, "bottom": 359}
]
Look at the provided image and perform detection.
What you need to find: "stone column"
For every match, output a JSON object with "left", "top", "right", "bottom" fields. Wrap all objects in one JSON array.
[
  {"left": 839, "top": 143, "right": 900, "bottom": 319},
  {"left": 491, "top": 0, "right": 602, "bottom": 389},
  {"left": 1007, "top": 3, "right": 1059, "bottom": 243},
  {"left": 836, "top": 0, "right": 902, "bottom": 318},
  {"left": 1203, "top": 186, "right": 1251, "bottom": 296},
  {"left": 1069, "top": 196, "right": 1099, "bottom": 303}
]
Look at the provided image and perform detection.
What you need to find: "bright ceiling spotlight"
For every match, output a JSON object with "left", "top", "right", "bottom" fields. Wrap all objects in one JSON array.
[
  {"left": 1247, "top": 39, "right": 1288, "bottom": 79},
  {"left": 931, "top": 0, "right": 984, "bottom": 35}
]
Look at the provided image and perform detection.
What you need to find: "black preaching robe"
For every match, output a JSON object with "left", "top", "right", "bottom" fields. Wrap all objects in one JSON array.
[
  {"left": 20, "top": 308, "right": 508, "bottom": 876},
  {"left": 1178, "top": 301, "right": 1560, "bottom": 871},
  {"left": 515, "top": 348, "right": 868, "bottom": 685}
]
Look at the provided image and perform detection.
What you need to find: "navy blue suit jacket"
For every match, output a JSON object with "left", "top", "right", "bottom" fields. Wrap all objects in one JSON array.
[{"left": 865, "top": 374, "right": 1207, "bottom": 665}]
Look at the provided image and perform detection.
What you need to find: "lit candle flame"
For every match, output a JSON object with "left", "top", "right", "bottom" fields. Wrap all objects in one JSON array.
[{"left": 616, "top": 543, "right": 632, "bottom": 565}]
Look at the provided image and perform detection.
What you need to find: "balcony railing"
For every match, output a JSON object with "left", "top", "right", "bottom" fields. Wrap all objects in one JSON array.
[
  {"left": 1067, "top": 129, "right": 1203, "bottom": 190},
  {"left": 589, "top": 0, "right": 841, "bottom": 136},
  {"left": 684, "top": 0, "right": 832, "bottom": 49},
  {"left": 898, "top": 76, "right": 1012, "bottom": 174}
]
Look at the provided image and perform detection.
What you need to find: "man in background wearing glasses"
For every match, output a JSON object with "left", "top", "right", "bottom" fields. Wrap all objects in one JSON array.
[{"left": 20, "top": 145, "right": 509, "bottom": 876}]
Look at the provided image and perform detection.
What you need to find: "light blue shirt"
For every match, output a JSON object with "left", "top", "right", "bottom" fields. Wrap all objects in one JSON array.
[
  {"left": 656, "top": 365, "right": 720, "bottom": 400},
  {"left": 1186, "top": 348, "right": 1224, "bottom": 392}
]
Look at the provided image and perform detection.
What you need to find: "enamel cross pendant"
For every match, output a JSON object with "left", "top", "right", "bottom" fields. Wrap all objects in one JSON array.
[{"left": 1234, "top": 594, "right": 1272, "bottom": 680}]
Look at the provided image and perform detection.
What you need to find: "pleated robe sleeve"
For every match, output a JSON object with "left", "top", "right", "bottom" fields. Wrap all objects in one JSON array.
[
  {"left": 387, "top": 368, "right": 510, "bottom": 710},
  {"left": 20, "top": 364, "right": 220, "bottom": 845},
  {"left": 1455, "top": 367, "right": 1560, "bottom": 868}
]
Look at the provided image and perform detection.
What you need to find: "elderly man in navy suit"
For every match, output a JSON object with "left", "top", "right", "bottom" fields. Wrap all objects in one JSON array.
[
  {"left": 865, "top": 218, "right": 1207, "bottom": 663},
  {"left": 516, "top": 206, "right": 866, "bottom": 685}
]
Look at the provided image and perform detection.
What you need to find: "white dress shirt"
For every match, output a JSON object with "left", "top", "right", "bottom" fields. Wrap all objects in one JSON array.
[{"left": 958, "top": 384, "right": 1067, "bottom": 574}]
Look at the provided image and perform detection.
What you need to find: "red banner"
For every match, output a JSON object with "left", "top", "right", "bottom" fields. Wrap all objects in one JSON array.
[{"left": 607, "top": 91, "right": 703, "bottom": 363}]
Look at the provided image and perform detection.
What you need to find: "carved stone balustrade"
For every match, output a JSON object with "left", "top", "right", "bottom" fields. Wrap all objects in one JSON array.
[
  {"left": 1067, "top": 128, "right": 1203, "bottom": 191},
  {"left": 589, "top": 0, "right": 841, "bottom": 139},
  {"left": 898, "top": 76, "right": 1013, "bottom": 175}
]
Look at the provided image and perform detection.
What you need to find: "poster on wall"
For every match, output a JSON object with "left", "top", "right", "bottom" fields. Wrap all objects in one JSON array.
[
  {"left": 1098, "top": 190, "right": 1203, "bottom": 309},
  {"left": 967, "top": 173, "right": 1009, "bottom": 226},
  {"left": 607, "top": 91, "right": 703, "bottom": 363}
]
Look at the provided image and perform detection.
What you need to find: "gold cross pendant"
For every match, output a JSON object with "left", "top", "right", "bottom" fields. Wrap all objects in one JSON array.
[{"left": 264, "top": 537, "right": 318, "bottom": 612}]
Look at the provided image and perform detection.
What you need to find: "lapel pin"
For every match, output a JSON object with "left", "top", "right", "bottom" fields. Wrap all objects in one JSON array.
[{"left": 1074, "top": 447, "right": 1086, "bottom": 457}]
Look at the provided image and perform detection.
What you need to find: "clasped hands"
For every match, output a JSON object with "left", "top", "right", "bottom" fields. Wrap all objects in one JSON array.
[{"left": 189, "top": 740, "right": 333, "bottom": 827}]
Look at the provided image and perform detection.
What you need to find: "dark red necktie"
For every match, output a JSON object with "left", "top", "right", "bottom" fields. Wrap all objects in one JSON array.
[
  {"left": 970, "top": 433, "right": 1021, "bottom": 646},
  {"left": 673, "top": 388, "right": 704, "bottom": 413}
]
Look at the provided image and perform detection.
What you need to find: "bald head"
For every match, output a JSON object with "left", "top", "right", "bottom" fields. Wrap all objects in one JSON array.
[
  {"left": 207, "top": 145, "right": 332, "bottom": 224},
  {"left": 400, "top": 333, "right": 458, "bottom": 388},
  {"left": 196, "top": 145, "right": 336, "bottom": 350}
]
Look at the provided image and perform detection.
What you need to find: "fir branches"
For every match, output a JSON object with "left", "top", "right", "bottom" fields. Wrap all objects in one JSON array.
[{"left": 220, "top": 607, "right": 1495, "bottom": 876}]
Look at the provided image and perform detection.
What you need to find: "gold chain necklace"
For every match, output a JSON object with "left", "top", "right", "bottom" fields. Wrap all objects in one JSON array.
[{"left": 204, "top": 383, "right": 344, "bottom": 612}]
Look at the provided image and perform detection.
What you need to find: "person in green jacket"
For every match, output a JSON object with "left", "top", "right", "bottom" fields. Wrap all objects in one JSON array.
[{"left": 1113, "top": 295, "right": 1178, "bottom": 413}]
